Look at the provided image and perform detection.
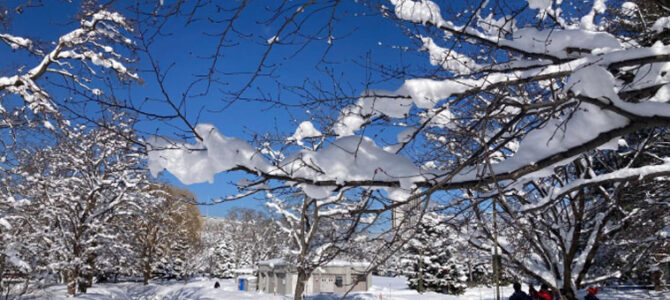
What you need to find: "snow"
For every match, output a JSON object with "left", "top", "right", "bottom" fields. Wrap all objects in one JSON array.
[
  {"left": 526, "top": 0, "right": 552, "bottom": 11},
  {"left": 147, "top": 124, "right": 272, "bottom": 185},
  {"left": 43, "top": 120, "right": 55, "bottom": 131},
  {"left": 234, "top": 268, "right": 256, "bottom": 274},
  {"left": 580, "top": 0, "right": 607, "bottom": 31},
  {"left": 648, "top": 84, "right": 670, "bottom": 102},
  {"left": 421, "top": 36, "right": 479, "bottom": 74},
  {"left": 18, "top": 277, "right": 670, "bottom": 299},
  {"left": 258, "top": 258, "right": 287, "bottom": 267},
  {"left": 21, "top": 278, "right": 284, "bottom": 300},
  {"left": 624, "top": 48, "right": 670, "bottom": 90},
  {"left": 0, "top": 33, "right": 33, "bottom": 50},
  {"left": 334, "top": 90, "right": 414, "bottom": 136},
  {"left": 279, "top": 135, "right": 423, "bottom": 192},
  {"left": 148, "top": 27, "right": 670, "bottom": 197},
  {"left": 565, "top": 66, "right": 619, "bottom": 101},
  {"left": 396, "top": 127, "right": 417, "bottom": 143},
  {"left": 421, "top": 107, "right": 455, "bottom": 129},
  {"left": 652, "top": 17, "right": 670, "bottom": 33},
  {"left": 520, "top": 162, "right": 670, "bottom": 212},
  {"left": 288, "top": 121, "right": 322, "bottom": 145},
  {"left": 0, "top": 217, "right": 11, "bottom": 230},
  {"left": 390, "top": 0, "right": 445, "bottom": 27},
  {"left": 322, "top": 259, "right": 370, "bottom": 268},
  {"left": 452, "top": 102, "right": 630, "bottom": 184},
  {"left": 149, "top": 126, "right": 429, "bottom": 199},
  {"left": 621, "top": 2, "right": 638, "bottom": 12},
  {"left": 509, "top": 27, "right": 622, "bottom": 59},
  {"left": 81, "top": 10, "right": 128, "bottom": 29}
]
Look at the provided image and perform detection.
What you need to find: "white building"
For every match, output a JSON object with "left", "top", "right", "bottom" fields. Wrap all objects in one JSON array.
[
  {"left": 256, "top": 259, "right": 371, "bottom": 296},
  {"left": 233, "top": 268, "right": 257, "bottom": 291}
]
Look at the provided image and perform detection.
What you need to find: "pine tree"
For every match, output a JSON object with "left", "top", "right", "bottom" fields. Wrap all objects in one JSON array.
[
  {"left": 212, "top": 240, "right": 237, "bottom": 278},
  {"left": 401, "top": 212, "right": 467, "bottom": 295}
]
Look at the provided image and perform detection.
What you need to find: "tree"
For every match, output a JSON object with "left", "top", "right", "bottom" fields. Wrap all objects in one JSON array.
[
  {"left": 4, "top": 1, "right": 667, "bottom": 298},
  {"left": 266, "top": 191, "right": 370, "bottom": 300},
  {"left": 148, "top": 190, "right": 203, "bottom": 282},
  {"left": 456, "top": 129, "right": 670, "bottom": 299},
  {"left": 0, "top": 3, "right": 144, "bottom": 293},
  {"left": 210, "top": 238, "right": 237, "bottom": 278},
  {"left": 130, "top": 185, "right": 202, "bottom": 284},
  {"left": 263, "top": 189, "right": 419, "bottom": 300},
  {"left": 16, "top": 116, "right": 147, "bottom": 296},
  {"left": 401, "top": 212, "right": 467, "bottom": 295},
  {"left": 199, "top": 208, "right": 287, "bottom": 278},
  {"left": 0, "top": 4, "right": 139, "bottom": 138},
  {"left": 146, "top": 1, "right": 670, "bottom": 298},
  {"left": 0, "top": 182, "right": 35, "bottom": 297}
]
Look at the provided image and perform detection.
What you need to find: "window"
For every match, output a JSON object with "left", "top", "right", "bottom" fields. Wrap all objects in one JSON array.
[{"left": 335, "top": 276, "right": 343, "bottom": 287}]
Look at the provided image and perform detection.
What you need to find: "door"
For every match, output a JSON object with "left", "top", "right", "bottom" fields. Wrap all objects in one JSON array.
[
  {"left": 239, "top": 278, "right": 245, "bottom": 291},
  {"left": 320, "top": 275, "right": 335, "bottom": 293}
]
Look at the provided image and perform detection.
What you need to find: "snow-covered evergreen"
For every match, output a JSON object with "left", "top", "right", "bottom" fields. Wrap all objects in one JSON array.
[{"left": 400, "top": 212, "right": 468, "bottom": 295}]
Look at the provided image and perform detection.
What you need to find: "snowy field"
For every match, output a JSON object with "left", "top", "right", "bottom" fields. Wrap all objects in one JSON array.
[{"left": 17, "top": 276, "right": 670, "bottom": 300}]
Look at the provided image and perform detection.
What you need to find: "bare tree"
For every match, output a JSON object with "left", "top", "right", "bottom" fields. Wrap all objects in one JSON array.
[{"left": 146, "top": 1, "right": 670, "bottom": 299}]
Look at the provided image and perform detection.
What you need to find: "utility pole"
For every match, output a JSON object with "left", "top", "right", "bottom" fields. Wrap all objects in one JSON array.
[
  {"left": 493, "top": 195, "right": 500, "bottom": 300},
  {"left": 485, "top": 143, "right": 502, "bottom": 300}
]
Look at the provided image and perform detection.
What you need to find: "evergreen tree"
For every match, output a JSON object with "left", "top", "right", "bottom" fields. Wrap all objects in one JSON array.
[
  {"left": 212, "top": 241, "right": 237, "bottom": 278},
  {"left": 401, "top": 212, "right": 467, "bottom": 295}
]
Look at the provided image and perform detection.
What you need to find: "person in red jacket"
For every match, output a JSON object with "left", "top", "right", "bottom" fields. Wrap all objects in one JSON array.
[
  {"left": 585, "top": 287, "right": 600, "bottom": 300},
  {"left": 537, "top": 283, "right": 553, "bottom": 300}
]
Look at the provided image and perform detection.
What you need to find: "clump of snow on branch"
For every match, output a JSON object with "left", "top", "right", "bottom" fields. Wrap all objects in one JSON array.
[
  {"left": 287, "top": 121, "right": 322, "bottom": 145},
  {"left": 390, "top": 0, "right": 445, "bottom": 26},
  {"left": 420, "top": 36, "right": 479, "bottom": 74},
  {"left": 526, "top": 0, "right": 552, "bottom": 11},
  {"left": 148, "top": 124, "right": 272, "bottom": 185},
  {"left": 149, "top": 124, "right": 428, "bottom": 199}
]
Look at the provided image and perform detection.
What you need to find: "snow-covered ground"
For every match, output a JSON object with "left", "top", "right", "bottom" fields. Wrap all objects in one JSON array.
[{"left": 17, "top": 276, "right": 670, "bottom": 299}]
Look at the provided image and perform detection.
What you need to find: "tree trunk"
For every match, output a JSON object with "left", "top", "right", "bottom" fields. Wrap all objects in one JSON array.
[
  {"left": 651, "top": 269, "right": 666, "bottom": 291},
  {"left": 66, "top": 268, "right": 78, "bottom": 296},
  {"left": 293, "top": 267, "right": 308, "bottom": 300},
  {"left": 559, "top": 283, "right": 578, "bottom": 300},
  {"left": 77, "top": 277, "right": 89, "bottom": 294},
  {"left": 78, "top": 251, "right": 96, "bottom": 293},
  {"left": 143, "top": 259, "right": 152, "bottom": 285}
]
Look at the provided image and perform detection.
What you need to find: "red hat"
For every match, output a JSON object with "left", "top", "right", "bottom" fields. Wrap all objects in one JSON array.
[{"left": 587, "top": 287, "right": 599, "bottom": 295}]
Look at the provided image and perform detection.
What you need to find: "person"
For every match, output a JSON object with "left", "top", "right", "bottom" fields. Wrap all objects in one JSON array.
[
  {"left": 529, "top": 284, "right": 539, "bottom": 300},
  {"left": 537, "top": 283, "right": 553, "bottom": 300},
  {"left": 214, "top": 281, "right": 220, "bottom": 288},
  {"left": 510, "top": 282, "right": 532, "bottom": 300},
  {"left": 585, "top": 287, "right": 599, "bottom": 300}
]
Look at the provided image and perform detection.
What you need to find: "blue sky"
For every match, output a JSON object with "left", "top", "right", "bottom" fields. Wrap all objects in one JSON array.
[
  {"left": 160, "top": 1, "right": 429, "bottom": 217},
  {"left": 3, "top": 0, "right": 484, "bottom": 217}
]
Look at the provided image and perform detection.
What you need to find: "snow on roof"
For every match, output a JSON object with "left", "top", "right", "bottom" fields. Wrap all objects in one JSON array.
[
  {"left": 257, "top": 258, "right": 370, "bottom": 269},
  {"left": 258, "top": 258, "right": 287, "bottom": 267},
  {"left": 323, "top": 259, "right": 370, "bottom": 268},
  {"left": 233, "top": 268, "right": 255, "bottom": 274}
]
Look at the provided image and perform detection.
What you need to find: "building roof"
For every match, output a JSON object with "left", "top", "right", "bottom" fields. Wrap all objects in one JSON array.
[
  {"left": 257, "top": 258, "right": 370, "bottom": 269},
  {"left": 233, "top": 268, "right": 255, "bottom": 274}
]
